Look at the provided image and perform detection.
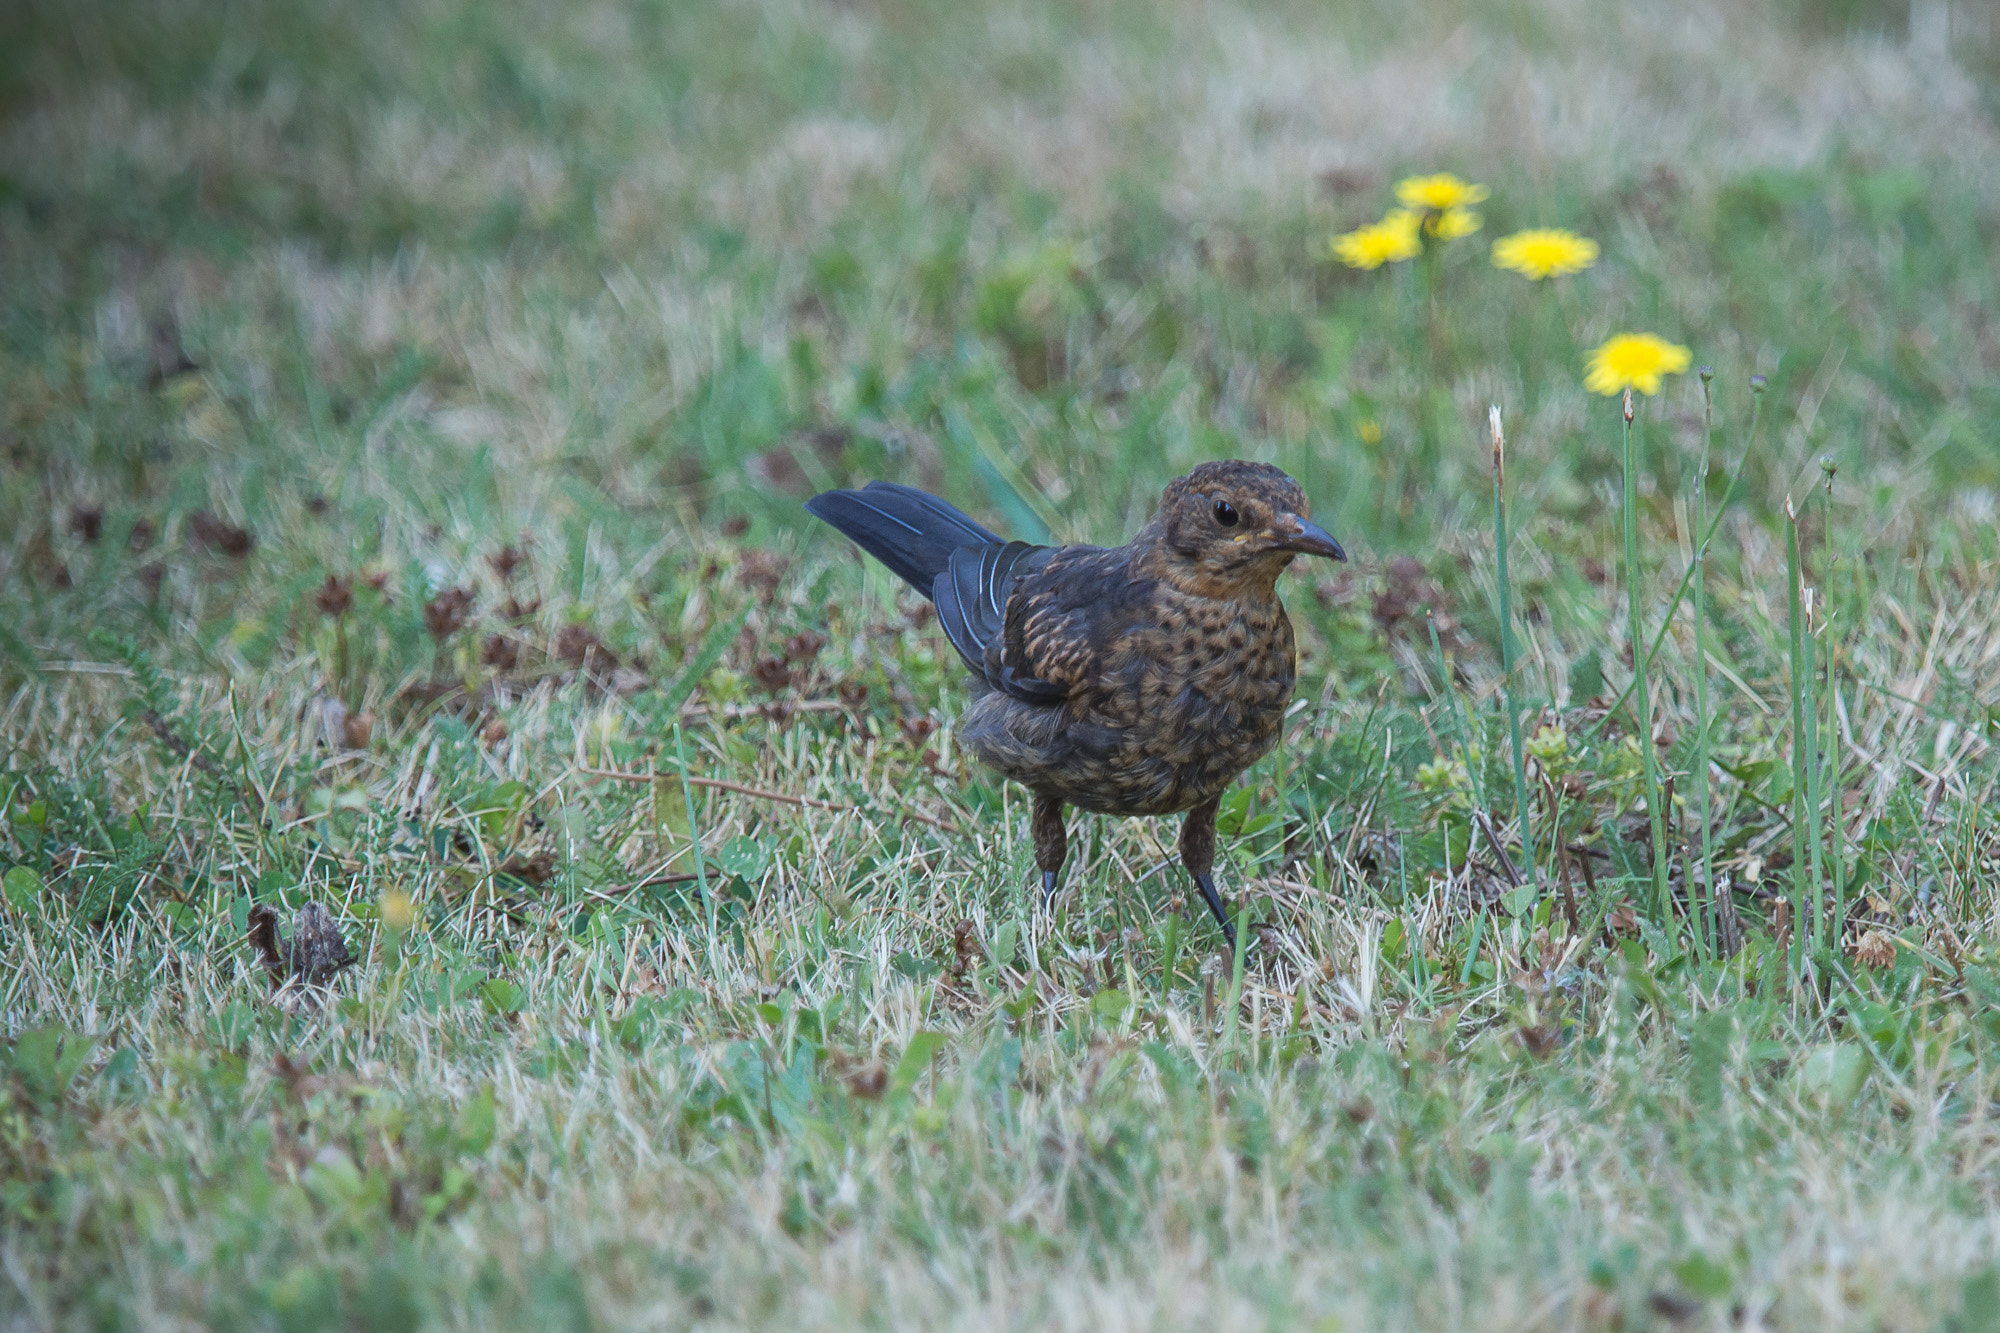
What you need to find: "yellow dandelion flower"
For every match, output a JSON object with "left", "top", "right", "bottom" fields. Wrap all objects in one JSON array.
[
  {"left": 1331, "top": 212, "right": 1422, "bottom": 270},
  {"left": 1381, "top": 208, "right": 1421, "bottom": 243},
  {"left": 1492, "top": 228, "right": 1600, "bottom": 280},
  {"left": 1428, "top": 207, "right": 1482, "bottom": 240},
  {"left": 380, "top": 887, "right": 414, "bottom": 933},
  {"left": 1358, "top": 419, "right": 1383, "bottom": 445},
  {"left": 1585, "top": 333, "right": 1692, "bottom": 397},
  {"left": 1395, "top": 173, "right": 1490, "bottom": 212}
]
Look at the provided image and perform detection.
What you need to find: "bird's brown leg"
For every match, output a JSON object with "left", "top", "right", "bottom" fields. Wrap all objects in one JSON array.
[
  {"left": 1180, "top": 795, "right": 1237, "bottom": 950},
  {"left": 1032, "top": 793, "right": 1068, "bottom": 908}
]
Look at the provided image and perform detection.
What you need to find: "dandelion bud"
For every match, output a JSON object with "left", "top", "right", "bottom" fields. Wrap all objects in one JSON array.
[
  {"left": 1526, "top": 724, "right": 1570, "bottom": 768},
  {"left": 1416, "top": 757, "right": 1470, "bottom": 795},
  {"left": 423, "top": 587, "right": 475, "bottom": 641},
  {"left": 341, "top": 711, "right": 373, "bottom": 750},
  {"left": 1698, "top": 366, "right": 1713, "bottom": 383},
  {"left": 315, "top": 574, "right": 353, "bottom": 618},
  {"left": 1819, "top": 454, "right": 1837, "bottom": 478}
]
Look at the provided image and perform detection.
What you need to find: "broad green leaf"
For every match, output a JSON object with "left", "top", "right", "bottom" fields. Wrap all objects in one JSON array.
[
  {"left": 890, "top": 1031, "right": 946, "bottom": 1097},
  {"left": 12, "top": 1027, "right": 97, "bottom": 1101},
  {"left": 456, "top": 1085, "right": 497, "bottom": 1155},
  {"left": 1797, "top": 1043, "right": 1868, "bottom": 1108},
  {"left": 1688, "top": 1011, "right": 1733, "bottom": 1109},
  {"left": 480, "top": 978, "right": 525, "bottom": 1015},
  {"left": 3, "top": 865, "right": 42, "bottom": 913},
  {"left": 1214, "top": 787, "right": 1255, "bottom": 836},
  {"left": 1673, "top": 1253, "right": 1732, "bottom": 1299},
  {"left": 716, "top": 836, "right": 769, "bottom": 881}
]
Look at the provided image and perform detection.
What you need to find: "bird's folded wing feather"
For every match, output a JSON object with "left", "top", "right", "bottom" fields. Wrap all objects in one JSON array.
[
  {"left": 934, "top": 541, "right": 1069, "bottom": 702},
  {"left": 997, "top": 545, "right": 1147, "bottom": 704}
]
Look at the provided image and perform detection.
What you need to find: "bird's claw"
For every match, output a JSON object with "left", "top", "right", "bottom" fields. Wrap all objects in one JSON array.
[{"left": 1040, "top": 869, "right": 1060, "bottom": 909}]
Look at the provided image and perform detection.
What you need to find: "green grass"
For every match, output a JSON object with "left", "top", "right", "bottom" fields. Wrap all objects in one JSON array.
[{"left": 6, "top": 0, "right": 2000, "bottom": 1326}]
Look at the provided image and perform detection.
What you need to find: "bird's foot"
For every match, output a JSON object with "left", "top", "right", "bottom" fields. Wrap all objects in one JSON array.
[
  {"left": 1192, "top": 871, "right": 1238, "bottom": 952},
  {"left": 1040, "top": 870, "right": 1060, "bottom": 910}
]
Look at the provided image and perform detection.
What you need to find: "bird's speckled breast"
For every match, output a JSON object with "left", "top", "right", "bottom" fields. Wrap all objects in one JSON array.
[{"left": 962, "top": 587, "right": 1298, "bottom": 817}]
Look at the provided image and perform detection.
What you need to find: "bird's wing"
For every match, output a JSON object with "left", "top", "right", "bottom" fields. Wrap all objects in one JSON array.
[
  {"left": 934, "top": 541, "right": 1069, "bottom": 703},
  {"left": 994, "top": 545, "right": 1155, "bottom": 705}
]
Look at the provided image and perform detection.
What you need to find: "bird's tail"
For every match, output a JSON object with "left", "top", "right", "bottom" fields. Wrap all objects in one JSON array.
[{"left": 804, "top": 482, "right": 1005, "bottom": 598}]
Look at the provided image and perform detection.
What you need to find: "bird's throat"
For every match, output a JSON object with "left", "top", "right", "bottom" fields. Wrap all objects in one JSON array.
[
  {"left": 1148, "top": 549, "right": 1293, "bottom": 602},
  {"left": 1126, "top": 523, "right": 1294, "bottom": 601}
]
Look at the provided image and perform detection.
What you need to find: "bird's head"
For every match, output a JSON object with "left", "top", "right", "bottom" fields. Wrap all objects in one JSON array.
[{"left": 1144, "top": 460, "right": 1345, "bottom": 597}]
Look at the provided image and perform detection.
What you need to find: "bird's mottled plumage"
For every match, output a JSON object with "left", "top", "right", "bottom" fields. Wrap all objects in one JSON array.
[{"left": 806, "top": 460, "right": 1344, "bottom": 945}]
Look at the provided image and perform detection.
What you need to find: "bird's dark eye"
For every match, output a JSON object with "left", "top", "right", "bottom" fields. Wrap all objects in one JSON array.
[{"left": 1213, "top": 499, "right": 1239, "bottom": 528}]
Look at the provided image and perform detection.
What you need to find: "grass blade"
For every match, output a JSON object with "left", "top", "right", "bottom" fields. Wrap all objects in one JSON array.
[
  {"left": 654, "top": 608, "right": 745, "bottom": 963},
  {"left": 672, "top": 720, "right": 717, "bottom": 961},
  {"left": 659, "top": 604, "right": 753, "bottom": 717},
  {"left": 1428, "top": 612, "right": 1486, "bottom": 813}
]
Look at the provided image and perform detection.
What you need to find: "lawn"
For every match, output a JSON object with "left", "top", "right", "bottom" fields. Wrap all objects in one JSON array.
[{"left": 5, "top": 0, "right": 2000, "bottom": 1327}]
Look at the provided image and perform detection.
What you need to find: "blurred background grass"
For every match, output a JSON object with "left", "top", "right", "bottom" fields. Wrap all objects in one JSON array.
[{"left": 3, "top": 0, "right": 1996, "bottom": 601}]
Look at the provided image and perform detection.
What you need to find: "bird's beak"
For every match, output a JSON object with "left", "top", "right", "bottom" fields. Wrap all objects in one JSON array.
[{"left": 1273, "top": 515, "right": 1347, "bottom": 561}]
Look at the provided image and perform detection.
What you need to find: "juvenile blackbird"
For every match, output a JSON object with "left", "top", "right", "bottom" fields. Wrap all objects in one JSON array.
[{"left": 805, "top": 460, "right": 1345, "bottom": 946}]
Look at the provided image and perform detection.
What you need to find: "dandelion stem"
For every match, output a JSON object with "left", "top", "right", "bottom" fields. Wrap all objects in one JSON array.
[
  {"left": 1821, "top": 460, "right": 1844, "bottom": 954},
  {"left": 1826, "top": 656, "right": 1846, "bottom": 954},
  {"left": 1622, "top": 390, "right": 1672, "bottom": 933},
  {"left": 1801, "top": 544, "right": 1825, "bottom": 958},
  {"left": 1784, "top": 501, "right": 1812, "bottom": 976},
  {"left": 1581, "top": 396, "right": 1757, "bottom": 751},
  {"left": 335, "top": 617, "right": 350, "bottom": 711},
  {"left": 1691, "top": 370, "right": 1719, "bottom": 965},
  {"left": 1491, "top": 407, "right": 1538, "bottom": 902}
]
